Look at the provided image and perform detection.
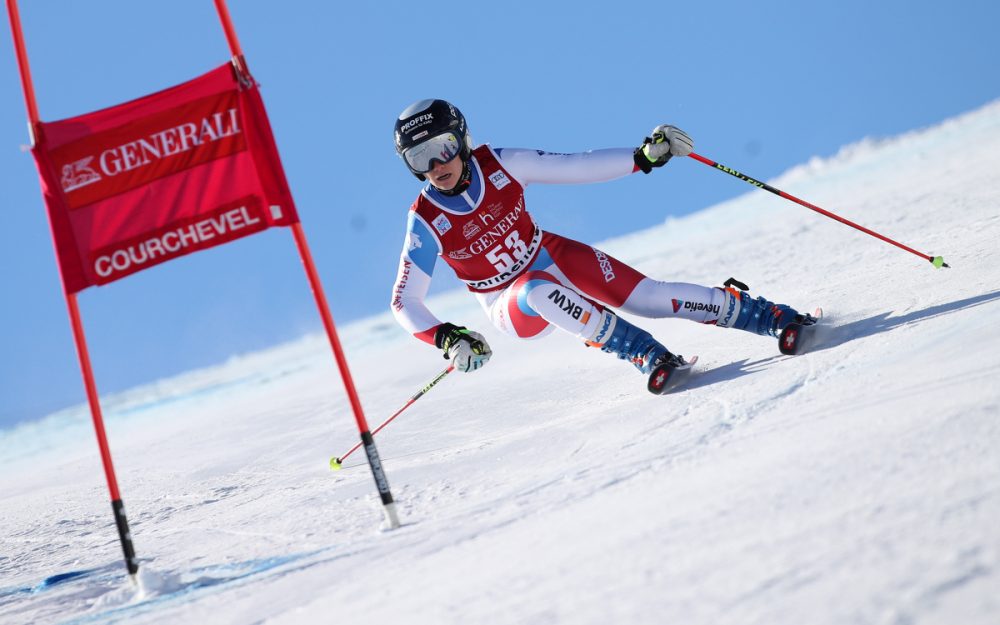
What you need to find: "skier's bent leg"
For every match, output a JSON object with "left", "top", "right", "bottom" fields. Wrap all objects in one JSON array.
[
  {"left": 513, "top": 271, "right": 671, "bottom": 374},
  {"left": 509, "top": 271, "right": 605, "bottom": 340}
]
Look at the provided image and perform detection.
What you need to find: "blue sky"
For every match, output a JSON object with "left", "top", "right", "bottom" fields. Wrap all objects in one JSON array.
[{"left": 1, "top": 0, "right": 997, "bottom": 429}]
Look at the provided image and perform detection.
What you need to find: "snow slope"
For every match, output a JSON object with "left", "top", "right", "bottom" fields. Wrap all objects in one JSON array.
[{"left": 2, "top": 100, "right": 999, "bottom": 625}]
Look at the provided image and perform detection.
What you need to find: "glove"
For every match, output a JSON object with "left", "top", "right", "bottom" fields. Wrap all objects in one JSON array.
[
  {"left": 633, "top": 125, "right": 694, "bottom": 173},
  {"left": 434, "top": 322, "right": 492, "bottom": 373}
]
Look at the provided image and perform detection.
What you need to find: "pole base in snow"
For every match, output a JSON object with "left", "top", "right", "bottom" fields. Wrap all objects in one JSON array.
[
  {"left": 381, "top": 502, "right": 401, "bottom": 530},
  {"left": 111, "top": 499, "right": 139, "bottom": 576}
]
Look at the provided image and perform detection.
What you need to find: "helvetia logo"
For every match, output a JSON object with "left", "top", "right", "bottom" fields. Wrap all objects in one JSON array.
[
  {"left": 61, "top": 157, "right": 102, "bottom": 192},
  {"left": 673, "top": 299, "right": 721, "bottom": 316}
]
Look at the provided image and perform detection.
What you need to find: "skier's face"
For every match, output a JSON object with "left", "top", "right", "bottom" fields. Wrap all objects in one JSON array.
[{"left": 425, "top": 154, "right": 464, "bottom": 191}]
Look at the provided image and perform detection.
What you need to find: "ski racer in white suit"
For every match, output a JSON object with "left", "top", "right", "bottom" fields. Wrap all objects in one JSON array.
[{"left": 390, "top": 99, "right": 805, "bottom": 392}]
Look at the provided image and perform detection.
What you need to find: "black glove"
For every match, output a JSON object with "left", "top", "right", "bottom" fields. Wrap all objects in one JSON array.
[{"left": 434, "top": 322, "right": 492, "bottom": 372}]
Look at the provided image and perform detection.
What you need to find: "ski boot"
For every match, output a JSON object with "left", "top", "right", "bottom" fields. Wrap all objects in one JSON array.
[
  {"left": 587, "top": 310, "right": 694, "bottom": 394},
  {"left": 716, "top": 278, "right": 801, "bottom": 337},
  {"left": 717, "top": 278, "right": 819, "bottom": 354},
  {"left": 587, "top": 309, "right": 667, "bottom": 374}
]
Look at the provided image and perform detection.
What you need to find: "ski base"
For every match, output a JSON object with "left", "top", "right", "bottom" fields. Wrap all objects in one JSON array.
[
  {"left": 779, "top": 308, "right": 823, "bottom": 355},
  {"left": 647, "top": 355, "right": 698, "bottom": 395}
]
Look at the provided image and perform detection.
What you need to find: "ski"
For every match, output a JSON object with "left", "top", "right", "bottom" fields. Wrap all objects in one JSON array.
[
  {"left": 778, "top": 308, "right": 823, "bottom": 355},
  {"left": 647, "top": 355, "right": 698, "bottom": 395}
]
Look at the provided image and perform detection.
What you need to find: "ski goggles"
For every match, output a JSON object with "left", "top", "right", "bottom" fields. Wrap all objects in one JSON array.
[{"left": 402, "top": 132, "right": 462, "bottom": 174}]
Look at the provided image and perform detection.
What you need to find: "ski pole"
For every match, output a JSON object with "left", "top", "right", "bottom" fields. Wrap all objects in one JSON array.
[
  {"left": 330, "top": 364, "right": 455, "bottom": 470},
  {"left": 687, "top": 152, "right": 949, "bottom": 268}
]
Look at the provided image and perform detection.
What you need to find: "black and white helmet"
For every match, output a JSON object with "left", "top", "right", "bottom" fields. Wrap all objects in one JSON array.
[{"left": 394, "top": 99, "right": 473, "bottom": 180}]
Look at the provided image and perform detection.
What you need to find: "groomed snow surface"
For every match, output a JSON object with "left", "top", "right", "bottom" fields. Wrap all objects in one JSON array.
[{"left": 2, "top": 101, "right": 999, "bottom": 625}]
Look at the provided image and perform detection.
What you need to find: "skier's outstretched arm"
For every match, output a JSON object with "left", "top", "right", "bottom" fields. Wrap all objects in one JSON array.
[
  {"left": 495, "top": 147, "right": 637, "bottom": 186},
  {"left": 495, "top": 124, "right": 693, "bottom": 185}
]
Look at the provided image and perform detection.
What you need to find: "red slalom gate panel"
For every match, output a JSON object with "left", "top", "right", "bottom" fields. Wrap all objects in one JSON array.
[{"left": 30, "top": 63, "right": 299, "bottom": 293}]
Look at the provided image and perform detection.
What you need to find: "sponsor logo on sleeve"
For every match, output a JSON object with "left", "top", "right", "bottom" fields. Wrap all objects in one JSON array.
[
  {"left": 407, "top": 232, "right": 423, "bottom": 252},
  {"left": 392, "top": 259, "right": 412, "bottom": 311}
]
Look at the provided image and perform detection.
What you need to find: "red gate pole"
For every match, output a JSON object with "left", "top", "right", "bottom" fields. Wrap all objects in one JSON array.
[
  {"left": 212, "top": 0, "right": 400, "bottom": 528},
  {"left": 5, "top": 0, "right": 140, "bottom": 578}
]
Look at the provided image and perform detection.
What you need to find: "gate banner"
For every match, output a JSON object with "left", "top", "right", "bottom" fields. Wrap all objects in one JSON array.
[{"left": 31, "top": 63, "right": 299, "bottom": 293}]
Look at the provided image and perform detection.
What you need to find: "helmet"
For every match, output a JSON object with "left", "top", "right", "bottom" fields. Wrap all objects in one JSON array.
[{"left": 394, "top": 99, "right": 473, "bottom": 180}]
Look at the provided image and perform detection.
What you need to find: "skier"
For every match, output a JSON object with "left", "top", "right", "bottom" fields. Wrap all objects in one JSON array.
[{"left": 390, "top": 99, "right": 810, "bottom": 393}]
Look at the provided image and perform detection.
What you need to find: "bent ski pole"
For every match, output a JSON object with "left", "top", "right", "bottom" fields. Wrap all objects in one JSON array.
[
  {"left": 687, "top": 152, "right": 949, "bottom": 268},
  {"left": 330, "top": 364, "right": 455, "bottom": 470}
]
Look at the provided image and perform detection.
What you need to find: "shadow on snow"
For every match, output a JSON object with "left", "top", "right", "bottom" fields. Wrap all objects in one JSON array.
[
  {"left": 684, "top": 290, "right": 1000, "bottom": 389},
  {"left": 816, "top": 289, "right": 1000, "bottom": 351}
]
